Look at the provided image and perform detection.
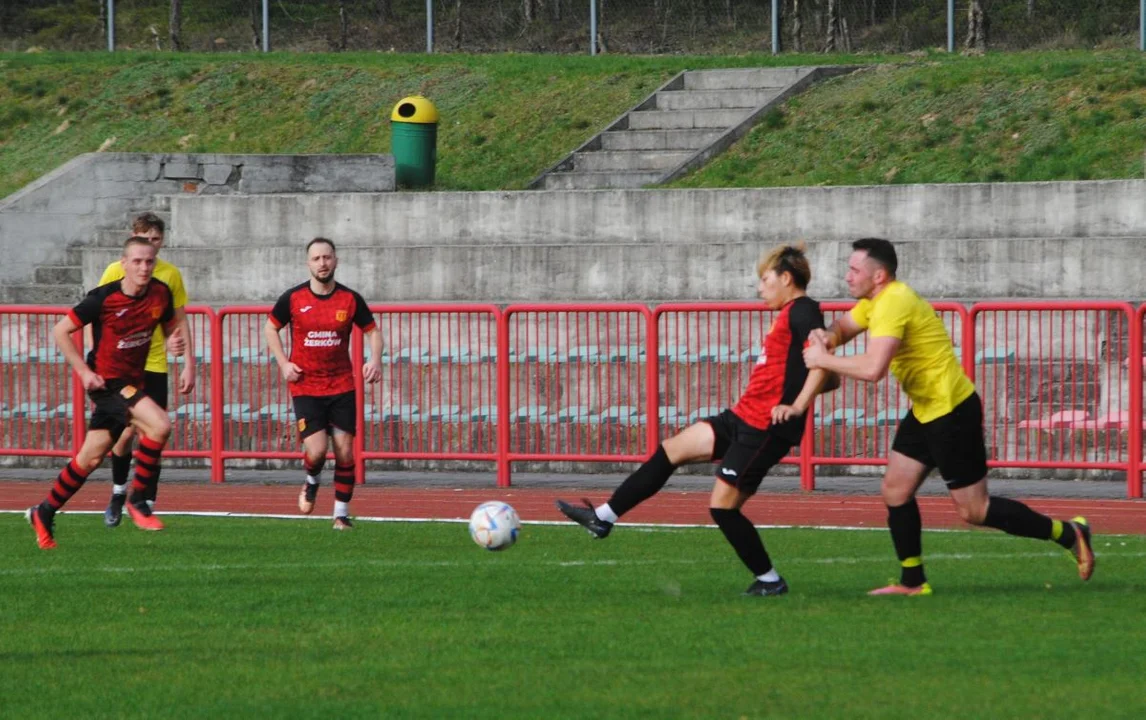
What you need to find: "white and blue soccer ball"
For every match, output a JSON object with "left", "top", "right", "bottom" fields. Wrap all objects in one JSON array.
[{"left": 468, "top": 501, "right": 521, "bottom": 551}]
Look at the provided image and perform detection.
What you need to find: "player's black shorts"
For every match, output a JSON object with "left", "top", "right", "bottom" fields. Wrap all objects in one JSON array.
[
  {"left": 88, "top": 379, "right": 146, "bottom": 441},
  {"left": 143, "top": 370, "right": 169, "bottom": 410},
  {"left": 891, "top": 392, "right": 989, "bottom": 490},
  {"left": 702, "top": 409, "right": 793, "bottom": 495},
  {"left": 292, "top": 391, "right": 357, "bottom": 440}
]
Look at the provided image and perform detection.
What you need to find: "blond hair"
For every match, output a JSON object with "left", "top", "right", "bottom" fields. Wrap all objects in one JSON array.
[{"left": 756, "top": 242, "right": 811, "bottom": 289}]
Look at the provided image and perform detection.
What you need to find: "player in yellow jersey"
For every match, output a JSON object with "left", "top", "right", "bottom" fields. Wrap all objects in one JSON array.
[
  {"left": 803, "top": 238, "right": 1094, "bottom": 595},
  {"left": 95, "top": 213, "right": 194, "bottom": 527}
]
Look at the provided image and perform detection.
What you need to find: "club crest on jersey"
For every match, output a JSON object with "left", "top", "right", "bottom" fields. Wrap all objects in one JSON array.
[
  {"left": 150, "top": 306, "right": 162, "bottom": 319},
  {"left": 335, "top": 310, "right": 349, "bottom": 322}
]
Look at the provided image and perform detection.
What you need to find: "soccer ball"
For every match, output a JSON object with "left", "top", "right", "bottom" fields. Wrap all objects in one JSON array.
[{"left": 468, "top": 501, "right": 521, "bottom": 551}]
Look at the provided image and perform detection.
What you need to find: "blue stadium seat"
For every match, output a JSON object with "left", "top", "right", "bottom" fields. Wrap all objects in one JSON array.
[
  {"left": 600, "top": 405, "right": 639, "bottom": 423},
  {"left": 861, "top": 409, "right": 901, "bottom": 427},
  {"left": 975, "top": 346, "right": 1016, "bottom": 365},
  {"left": 21, "top": 403, "right": 70, "bottom": 421},
  {"left": 378, "top": 404, "right": 420, "bottom": 421},
  {"left": 0, "top": 402, "right": 8, "bottom": 417},
  {"left": 469, "top": 405, "right": 498, "bottom": 422},
  {"left": 686, "top": 406, "right": 723, "bottom": 424},
  {"left": 555, "top": 405, "right": 600, "bottom": 423},
  {"left": 659, "top": 344, "right": 696, "bottom": 363},
  {"left": 567, "top": 345, "right": 602, "bottom": 363},
  {"left": 824, "top": 407, "right": 866, "bottom": 425},
  {"left": 739, "top": 347, "right": 759, "bottom": 364},
  {"left": 221, "top": 403, "right": 251, "bottom": 418},
  {"left": 427, "top": 404, "right": 462, "bottom": 420},
  {"left": 173, "top": 402, "right": 213, "bottom": 421},
  {"left": 8, "top": 402, "right": 48, "bottom": 418},
  {"left": 513, "top": 404, "right": 548, "bottom": 422},
  {"left": 0, "top": 347, "right": 24, "bottom": 362},
  {"left": 697, "top": 344, "right": 737, "bottom": 363},
  {"left": 512, "top": 346, "right": 558, "bottom": 363},
  {"left": 27, "top": 346, "right": 65, "bottom": 364},
  {"left": 608, "top": 345, "right": 646, "bottom": 363},
  {"left": 436, "top": 347, "right": 475, "bottom": 364},
  {"left": 254, "top": 403, "right": 293, "bottom": 422},
  {"left": 393, "top": 347, "right": 430, "bottom": 365},
  {"left": 229, "top": 346, "right": 271, "bottom": 364},
  {"left": 658, "top": 405, "right": 686, "bottom": 426},
  {"left": 49, "top": 403, "right": 72, "bottom": 419}
]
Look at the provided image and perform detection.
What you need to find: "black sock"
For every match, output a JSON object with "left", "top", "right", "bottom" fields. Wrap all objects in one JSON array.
[
  {"left": 983, "top": 496, "right": 1069, "bottom": 546},
  {"left": 111, "top": 452, "right": 132, "bottom": 487},
  {"left": 711, "top": 508, "right": 773, "bottom": 577},
  {"left": 887, "top": 499, "right": 926, "bottom": 587},
  {"left": 145, "top": 468, "right": 160, "bottom": 504},
  {"left": 606, "top": 445, "right": 677, "bottom": 518}
]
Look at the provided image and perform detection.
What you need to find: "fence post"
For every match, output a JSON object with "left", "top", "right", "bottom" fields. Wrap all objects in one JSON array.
[
  {"left": 209, "top": 310, "right": 225, "bottom": 482},
  {"left": 800, "top": 414, "right": 815, "bottom": 491},
  {"left": 495, "top": 309, "right": 511, "bottom": 487},
  {"left": 426, "top": 0, "right": 434, "bottom": 53},
  {"left": 1130, "top": 306, "right": 1143, "bottom": 499},
  {"left": 107, "top": 0, "right": 115, "bottom": 52},
  {"left": 589, "top": 0, "right": 598, "bottom": 55},
  {"left": 645, "top": 307, "right": 660, "bottom": 456},
  {"left": 947, "top": 0, "right": 955, "bottom": 53},
  {"left": 352, "top": 328, "right": 366, "bottom": 485},
  {"left": 771, "top": 0, "right": 780, "bottom": 55}
]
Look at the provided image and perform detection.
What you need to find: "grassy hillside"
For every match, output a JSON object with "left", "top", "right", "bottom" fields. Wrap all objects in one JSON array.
[{"left": 1, "top": 50, "right": 1144, "bottom": 200}]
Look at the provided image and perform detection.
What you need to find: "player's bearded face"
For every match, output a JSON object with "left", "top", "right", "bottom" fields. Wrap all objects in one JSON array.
[{"left": 308, "top": 253, "right": 337, "bottom": 283}]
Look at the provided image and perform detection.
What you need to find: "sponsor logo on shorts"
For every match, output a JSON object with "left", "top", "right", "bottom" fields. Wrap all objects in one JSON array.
[
  {"left": 720, "top": 468, "right": 738, "bottom": 477},
  {"left": 120, "top": 385, "right": 138, "bottom": 400},
  {"left": 297, "top": 418, "right": 307, "bottom": 432}
]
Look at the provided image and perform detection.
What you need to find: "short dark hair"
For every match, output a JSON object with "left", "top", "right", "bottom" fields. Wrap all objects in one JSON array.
[
  {"left": 757, "top": 242, "right": 811, "bottom": 290},
  {"left": 123, "top": 235, "right": 157, "bottom": 253},
  {"left": 132, "top": 212, "right": 165, "bottom": 235},
  {"left": 306, "top": 237, "right": 336, "bottom": 254},
  {"left": 852, "top": 237, "right": 897, "bottom": 277}
]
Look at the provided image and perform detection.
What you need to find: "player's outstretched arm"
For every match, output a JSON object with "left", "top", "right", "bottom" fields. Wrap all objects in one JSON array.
[
  {"left": 814, "top": 314, "right": 863, "bottom": 351},
  {"left": 805, "top": 335, "right": 899, "bottom": 384}
]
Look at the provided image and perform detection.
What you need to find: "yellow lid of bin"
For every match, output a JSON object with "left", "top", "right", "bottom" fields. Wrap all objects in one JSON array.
[{"left": 391, "top": 96, "right": 439, "bottom": 124}]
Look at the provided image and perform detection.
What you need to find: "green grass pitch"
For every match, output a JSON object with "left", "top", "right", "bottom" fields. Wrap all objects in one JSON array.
[{"left": 2, "top": 514, "right": 1144, "bottom": 718}]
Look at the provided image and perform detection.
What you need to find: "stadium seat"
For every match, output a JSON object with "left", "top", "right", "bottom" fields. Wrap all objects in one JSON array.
[
  {"left": 1017, "top": 410, "right": 1089, "bottom": 430},
  {"left": 393, "top": 347, "right": 430, "bottom": 364},
  {"left": 0, "top": 347, "right": 24, "bottom": 362},
  {"left": 229, "top": 346, "right": 272, "bottom": 364},
  {"left": 686, "top": 406, "right": 723, "bottom": 424},
  {"left": 599, "top": 404, "right": 639, "bottom": 423},
  {"left": 436, "top": 347, "right": 474, "bottom": 364},
  {"left": 427, "top": 404, "right": 462, "bottom": 420},
  {"left": 173, "top": 403, "right": 213, "bottom": 421},
  {"left": 635, "top": 405, "right": 685, "bottom": 427},
  {"left": 659, "top": 344, "right": 696, "bottom": 363},
  {"left": 975, "top": 346, "right": 1016, "bottom": 365},
  {"left": 555, "top": 405, "right": 600, "bottom": 423},
  {"left": 608, "top": 345, "right": 646, "bottom": 363},
  {"left": 469, "top": 405, "right": 498, "bottom": 422},
  {"left": 739, "top": 347, "right": 759, "bottom": 364},
  {"left": 8, "top": 402, "right": 47, "bottom": 418},
  {"left": 0, "top": 402, "right": 8, "bottom": 417},
  {"left": 49, "top": 403, "right": 72, "bottom": 419},
  {"left": 20, "top": 403, "right": 70, "bottom": 421},
  {"left": 824, "top": 407, "right": 866, "bottom": 426},
  {"left": 378, "top": 404, "right": 421, "bottom": 421},
  {"left": 567, "top": 345, "right": 602, "bottom": 363},
  {"left": 861, "top": 409, "right": 901, "bottom": 427},
  {"left": 221, "top": 402, "right": 251, "bottom": 418},
  {"left": 255, "top": 403, "right": 293, "bottom": 422},
  {"left": 514, "top": 404, "right": 548, "bottom": 422},
  {"left": 27, "top": 346, "right": 65, "bottom": 364},
  {"left": 512, "top": 346, "right": 558, "bottom": 363},
  {"left": 697, "top": 344, "right": 737, "bottom": 363},
  {"left": 1095, "top": 411, "right": 1146, "bottom": 430}
]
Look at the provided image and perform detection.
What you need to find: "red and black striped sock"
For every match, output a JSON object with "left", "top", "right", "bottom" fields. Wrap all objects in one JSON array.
[
  {"left": 129, "top": 436, "right": 166, "bottom": 505},
  {"left": 333, "top": 463, "right": 355, "bottom": 504},
  {"left": 304, "top": 456, "right": 325, "bottom": 481},
  {"left": 42, "top": 460, "right": 92, "bottom": 513}
]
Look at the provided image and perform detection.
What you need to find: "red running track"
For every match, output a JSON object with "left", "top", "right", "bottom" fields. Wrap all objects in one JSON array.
[{"left": 2, "top": 481, "right": 1144, "bottom": 534}]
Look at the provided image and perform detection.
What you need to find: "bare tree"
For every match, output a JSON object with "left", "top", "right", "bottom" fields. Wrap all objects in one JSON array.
[
  {"left": 1027, "top": 0, "right": 1034, "bottom": 19},
  {"left": 966, "top": 0, "right": 988, "bottom": 51},
  {"left": 169, "top": 0, "right": 183, "bottom": 51},
  {"left": 825, "top": 0, "right": 839, "bottom": 52},
  {"left": 791, "top": 0, "right": 802, "bottom": 52},
  {"left": 99, "top": 0, "right": 107, "bottom": 41},
  {"left": 339, "top": 0, "right": 348, "bottom": 50},
  {"left": 454, "top": 0, "right": 463, "bottom": 49},
  {"left": 523, "top": 0, "right": 540, "bottom": 25},
  {"left": 249, "top": 0, "right": 260, "bottom": 50}
]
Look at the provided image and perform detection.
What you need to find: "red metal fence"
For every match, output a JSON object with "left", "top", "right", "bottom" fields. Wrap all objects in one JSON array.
[{"left": 1, "top": 302, "right": 1143, "bottom": 497}]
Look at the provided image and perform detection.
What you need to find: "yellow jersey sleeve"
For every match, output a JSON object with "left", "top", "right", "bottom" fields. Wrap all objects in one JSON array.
[
  {"left": 99, "top": 261, "right": 124, "bottom": 286},
  {"left": 849, "top": 298, "right": 873, "bottom": 330},
  {"left": 866, "top": 287, "right": 913, "bottom": 340}
]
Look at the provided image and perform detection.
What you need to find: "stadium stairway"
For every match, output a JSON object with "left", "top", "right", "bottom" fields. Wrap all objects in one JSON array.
[
  {"left": 529, "top": 65, "right": 856, "bottom": 190},
  {"left": 0, "top": 201, "right": 170, "bottom": 305}
]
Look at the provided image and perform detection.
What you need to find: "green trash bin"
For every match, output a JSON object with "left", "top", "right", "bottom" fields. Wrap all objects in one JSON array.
[{"left": 391, "top": 95, "right": 439, "bottom": 189}]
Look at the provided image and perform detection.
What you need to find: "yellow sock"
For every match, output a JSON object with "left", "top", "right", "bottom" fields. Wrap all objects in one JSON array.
[
  {"left": 901, "top": 556, "right": 923, "bottom": 568},
  {"left": 1051, "top": 519, "right": 1064, "bottom": 541}
]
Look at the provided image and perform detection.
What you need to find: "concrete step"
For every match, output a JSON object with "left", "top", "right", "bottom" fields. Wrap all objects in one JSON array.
[
  {"left": 682, "top": 67, "right": 811, "bottom": 91},
  {"left": 94, "top": 229, "right": 131, "bottom": 247},
  {"left": 541, "top": 171, "right": 665, "bottom": 190},
  {"left": 600, "top": 129, "right": 723, "bottom": 151},
  {"left": 573, "top": 150, "right": 693, "bottom": 173},
  {"left": 35, "top": 265, "right": 83, "bottom": 285},
  {"left": 655, "top": 88, "right": 780, "bottom": 111},
  {"left": 65, "top": 248, "right": 87, "bottom": 265},
  {"left": 627, "top": 108, "right": 753, "bottom": 130},
  {"left": 1, "top": 284, "right": 84, "bottom": 305}
]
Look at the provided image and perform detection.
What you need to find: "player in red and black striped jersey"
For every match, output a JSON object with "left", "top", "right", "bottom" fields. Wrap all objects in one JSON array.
[
  {"left": 265, "top": 238, "right": 383, "bottom": 530},
  {"left": 557, "top": 244, "right": 838, "bottom": 596},
  {"left": 26, "top": 237, "right": 196, "bottom": 550}
]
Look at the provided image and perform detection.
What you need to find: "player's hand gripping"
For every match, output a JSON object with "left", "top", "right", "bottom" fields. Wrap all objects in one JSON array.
[
  {"left": 79, "top": 367, "right": 106, "bottom": 391},
  {"left": 771, "top": 404, "right": 804, "bottom": 424},
  {"left": 802, "top": 334, "right": 831, "bottom": 370},
  {"left": 363, "top": 359, "right": 383, "bottom": 384},
  {"left": 166, "top": 328, "right": 187, "bottom": 357},
  {"left": 280, "top": 362, "right": 303, "bottom": 383},
  {"left": 807, "top": 328, "right": 835, "bottom": 351}
]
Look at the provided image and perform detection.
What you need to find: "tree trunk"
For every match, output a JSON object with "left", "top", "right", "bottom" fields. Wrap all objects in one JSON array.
[
  {"left": 99, "top": 0, "right": 107, "bottom": 41},
  {"left": 250, "top": 1, "right": 260, "bottom": 51},
  {"left": 792, "top": 0, "right": 802, "bottom": 52},
  {"left": 376, "top": 0, "right": 392, "bottom": 21},
  {"left": 169, "top": 0, "right": 183, "bottom": 50},
  {"left": 339, "top": 0, "right": 348, "bottom": 50},
  {"left": 825, "top": 0, "right": 839, "bottom": 52},
  {"left": 454, "top": 0, "right": 463, "bottom": 49},
  {"left": 1027, "top": 0, "right": 1034, "bottom": 19},
  {"left": 966, "top": 0, "right": 988, "bottom": 51}
]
